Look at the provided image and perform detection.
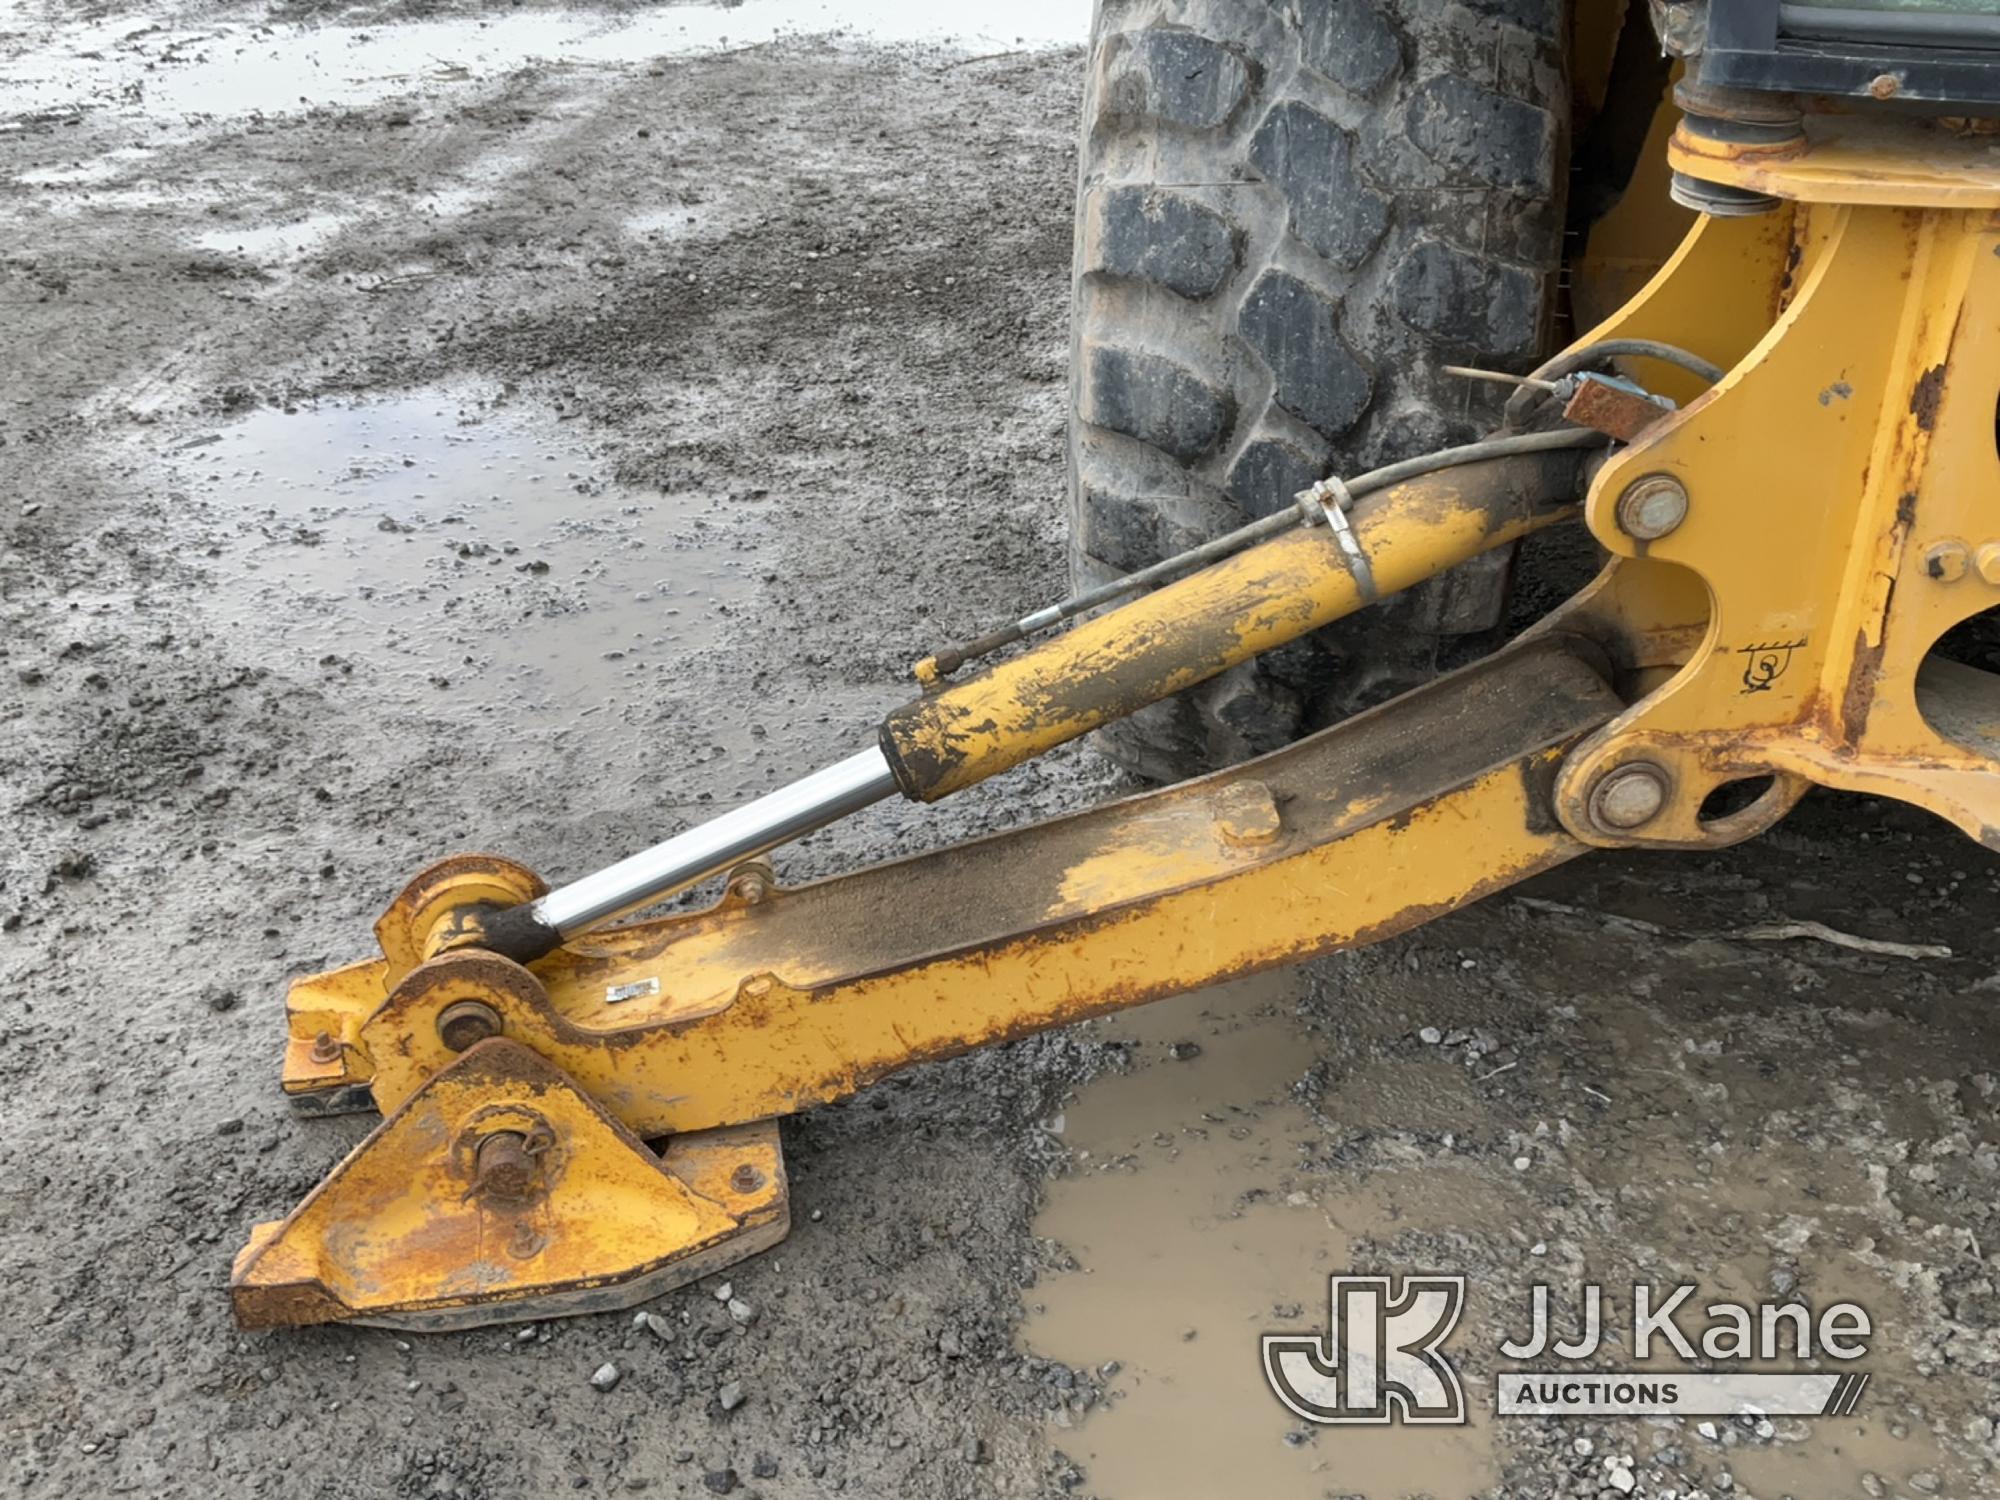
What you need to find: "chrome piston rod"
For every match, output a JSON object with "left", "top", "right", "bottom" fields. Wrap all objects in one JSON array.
[
  {"left": 477, "top": 428, "right": 1613, "bottom": 967},
  {"left": 504, "top": 747, "right": 899, "bottom": 949}
]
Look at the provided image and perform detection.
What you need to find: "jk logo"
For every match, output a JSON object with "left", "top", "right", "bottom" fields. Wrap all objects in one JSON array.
[{"left": 1263, "top": 1275, "right": 1467, "bottom": 1425}]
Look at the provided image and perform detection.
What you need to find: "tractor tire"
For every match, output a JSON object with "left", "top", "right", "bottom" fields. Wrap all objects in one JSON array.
[{"left": 1067, "top": 0, "right": 1571, "bottom": 781}]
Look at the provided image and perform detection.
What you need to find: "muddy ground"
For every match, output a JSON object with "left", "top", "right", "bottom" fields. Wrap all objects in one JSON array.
[{"left": 5, "top": 5, "right": 2000, "bottom": 1499}]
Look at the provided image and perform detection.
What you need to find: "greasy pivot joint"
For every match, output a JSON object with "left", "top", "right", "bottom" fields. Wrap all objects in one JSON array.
[
  {"left": 437, "top": 1000, "right": 503, "bottom": 1053},
  {"left": 468, "top": 1128, "right": 547, "bottom": 1204}
]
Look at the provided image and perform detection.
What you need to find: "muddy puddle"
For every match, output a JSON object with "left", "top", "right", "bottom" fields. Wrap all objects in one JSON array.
[
  {"left": 1022, "top": 974, "right": 1504, "bottom": 1500},
  {"left": 1686, "top": 1253, "right": 1970, "bottom": 1499},
  {"left": 1019, "top": 968, "right": 1984, "bottom": 1500},
  {"left": 0, "top": 1, "right": 1090, "bottom": 124},
  {"left": 1725, "top": 1412, "right": 1960, "bottom": 1499},
  {"left": 139, "top": 386, "right": 841, "bottom": 785},
  {"left": 194, "top": 213, "right": 351, "bottom": 262}
]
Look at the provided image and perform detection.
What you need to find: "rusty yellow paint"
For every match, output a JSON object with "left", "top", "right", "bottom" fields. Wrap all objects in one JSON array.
[
  {"left": 234, "top": 1038, "right": 786, "bottom": 1330},
  {"left": 281, "top": 854, "right": 552, "bottom": 1098},
  {"left": 369, "top": 764, "right": 1578, "bottom": 1134},
  {"left": 1552, "top": 199, "right": 2000, "bottom": 850},
  {"left": 247, "top": 100, "right": 2000, "bottom": 1333},
  {"left": 1574, "top": 206, "right": 1799, "bottom": 406},
  {"left": 879, "top": 449, "right": 1587, "bottom": 801},
  {"left": 1670, "top": 115, "right": 2000, "bottom": 209},
  {"left": 376, "top": 852, "right": 546, "bottom": 973},
  {"left": 279, "top": 957, "right": 385, "bottom": 1095},
  {"left": 319, "top": 641, "right": 1620, "bottom": 1138}
]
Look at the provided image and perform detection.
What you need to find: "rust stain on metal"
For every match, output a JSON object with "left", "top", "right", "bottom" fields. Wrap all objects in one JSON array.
[
  {"left": 235, "top": 1040, "right": 786, "bottom": 1330},
  {"left": 880, "top": 452, "right": 1585, "bottom": 802},
  {"left": 795, "top": 830, "right": 1590, "bottom": 1101},
  {"left": 535, "top": 646, "right": 1612, "bottom": 1130},
  {"left": 1516, "top": 748, "right": 1569, "bottom": 835},
  {"left": 232, "top": 1278, "right": 352, "bottom": 1332},
  {"left": 1563, "top": 379, "right": 1669, "bottom": 442},
  {"left": 1778, "top": 237, "right": 1805, "bottom": 309},
  {"left": 1839, "top": 623, "right": 1889, "bottom": 743},
  {"left": 1910, "top": 361, "right": 1947, "bottom": 431}
]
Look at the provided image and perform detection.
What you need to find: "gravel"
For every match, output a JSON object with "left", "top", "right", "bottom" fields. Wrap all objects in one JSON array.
[{"left": 7, "top": 5, "right": 2000, "bottom": 1500}]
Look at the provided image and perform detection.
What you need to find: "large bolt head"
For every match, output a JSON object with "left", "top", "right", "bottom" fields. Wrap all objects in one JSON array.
[
  {"left": 1926, "top": 541, "right": 1971, "bottom": 583},
  {"left": 437, "top": 999, "right": 504, "bottom": 1052},
  {"left": 1979, "top": 542, "right": 2000, "bottom": 586},
  {"left": 473, "top": 1130, "right": 540, "bottom": 1203},
  {"left": 1615, "top": 475, "right": 1689, "bottom": 542},
  {"left": 1590, "top": 763, "right": 1671, "bottom": 831}
]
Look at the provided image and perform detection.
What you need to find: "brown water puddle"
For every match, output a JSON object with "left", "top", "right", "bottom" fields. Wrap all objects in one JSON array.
[
  {"left": 162, "top": 386, "right": 754, "bottom": 709},
  {"left": 1726, "top": 1417, "right": 1957, "bottom": 1499},
  {"left": 1714, "top": 1262, "right": 1968, "bottom": 1500},
  {"left": 1021, "top": 973, "right": 1501, "bottom": 1500}
]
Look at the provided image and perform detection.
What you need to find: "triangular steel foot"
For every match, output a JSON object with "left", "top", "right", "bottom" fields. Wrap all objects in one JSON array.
[{"left": 232, "top": 1039, "right": 788, "bottom": 1331}]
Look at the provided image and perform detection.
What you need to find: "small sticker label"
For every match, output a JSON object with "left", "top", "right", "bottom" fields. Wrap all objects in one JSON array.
[{"left": 605, "top": 977, "right": 661, "bottom": 1005}]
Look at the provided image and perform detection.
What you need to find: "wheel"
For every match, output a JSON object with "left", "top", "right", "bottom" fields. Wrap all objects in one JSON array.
[{"left": 1067, "top": 0, "right": 1571, "bottom": 780}]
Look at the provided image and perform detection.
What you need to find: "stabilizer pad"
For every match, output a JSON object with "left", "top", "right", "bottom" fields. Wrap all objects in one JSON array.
[{"left": 232, "top": 1038, "right": 788, "bottom": 1331}]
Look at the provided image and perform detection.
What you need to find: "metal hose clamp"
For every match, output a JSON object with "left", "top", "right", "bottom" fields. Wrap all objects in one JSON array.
[{"left": 1295, "top": 476, "right": 1377, "bottom": 601}]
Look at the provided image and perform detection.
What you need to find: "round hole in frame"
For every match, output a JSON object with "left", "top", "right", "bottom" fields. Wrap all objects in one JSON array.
[{"left": 1698, "top": 775, "right": 1778, "bottom": 825}]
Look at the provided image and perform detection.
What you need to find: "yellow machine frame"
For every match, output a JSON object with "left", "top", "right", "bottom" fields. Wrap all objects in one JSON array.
[{"left": 232, "top": 111, "right": 2000, "bottom": 1330}]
